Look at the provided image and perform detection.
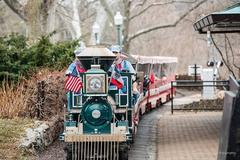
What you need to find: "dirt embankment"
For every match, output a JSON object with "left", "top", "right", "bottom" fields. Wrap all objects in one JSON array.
[
  {"left": 19, "top": 70, "right": 66, "bottom": 154},
  {"left": 0, "top": 69, "right": 68, "bottom": 158},
  {"left": 182, "top": 98, "right": 224, "bottom": 110},
  {"left": 26, "top": 70, "right": 66, "bottom": 120}
]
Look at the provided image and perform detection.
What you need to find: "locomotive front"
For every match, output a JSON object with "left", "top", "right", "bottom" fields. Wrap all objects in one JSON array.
[
  {"left": 81, "top": 66, "right": 112, "bottom": 134},
  {"left": 61, "top": 47, "right": 131, "bottom": 160}
]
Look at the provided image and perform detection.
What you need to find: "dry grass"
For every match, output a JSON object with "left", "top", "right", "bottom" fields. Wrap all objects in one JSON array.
[
  {"left": 0, "top": 81, "right": 31, "bottom": 119},
  {"left": 0, "top": 69, "right": 66, "bottom": 120},
  {"left": 0, "top": 118, "right": 34, "bottom": 160},
  {"left": 26, "top": 69, "right": 66, "bottom": 120}
]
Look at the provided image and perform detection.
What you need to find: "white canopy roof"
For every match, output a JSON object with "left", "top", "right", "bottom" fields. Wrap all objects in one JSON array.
[
  {"left": 131, "top": 54, "right": 178, "bottom": 64},
  {"left": 77, "top": 46, "right": 116, "bottom": 57}
]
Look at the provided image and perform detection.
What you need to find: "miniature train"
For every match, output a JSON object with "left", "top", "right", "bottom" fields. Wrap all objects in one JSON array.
[{"left": 60, "top": 47, "right": 177, "bottom": 160}]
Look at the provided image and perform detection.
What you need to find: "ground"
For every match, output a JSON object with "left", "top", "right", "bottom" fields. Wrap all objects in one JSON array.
[
  {"left": 157, "top": 111, "right": 221, "bottom": 160},
  {"left": 30, "top": 89, "right": 223, "bottom": 160},
  {"left": 0, "top": 118, "right": 33, "bottom": 160}
]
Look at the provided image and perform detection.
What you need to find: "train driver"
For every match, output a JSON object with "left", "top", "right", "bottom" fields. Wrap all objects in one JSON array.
[{"left": 108, "top": 45, "right": 140, "bottom": 104}]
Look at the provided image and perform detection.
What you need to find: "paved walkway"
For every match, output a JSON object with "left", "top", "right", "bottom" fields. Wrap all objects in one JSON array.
[{"left": 157, "top": 111, "right": 222, "bottom": 160}]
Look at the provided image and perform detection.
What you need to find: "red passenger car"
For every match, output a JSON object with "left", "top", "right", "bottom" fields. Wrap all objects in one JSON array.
[{"left": 131, "top": 55, "right": 178, "bottom": 132}]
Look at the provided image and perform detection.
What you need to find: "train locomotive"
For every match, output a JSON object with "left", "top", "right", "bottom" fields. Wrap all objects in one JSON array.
[
  {"left": 61, "top": 47, "right": 134, "bottom": 160},
  {"left": 61, "top": 46, "right": 178, "bottom": 160}
]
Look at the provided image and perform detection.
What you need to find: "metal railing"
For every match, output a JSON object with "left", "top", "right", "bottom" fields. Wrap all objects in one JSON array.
[{"left": 170, "top": 80, "right": 229, "bottom": 114}]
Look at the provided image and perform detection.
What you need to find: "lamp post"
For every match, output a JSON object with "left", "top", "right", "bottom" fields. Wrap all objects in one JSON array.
[
  {"left": 92, "top": 22, "right": 100, "bottom": 45},
  {"left": 114, "top": 11, "right": 123, "bottom": 48},
  {"left": 207, "top": 30, "right": 217, "bottom": 79}
]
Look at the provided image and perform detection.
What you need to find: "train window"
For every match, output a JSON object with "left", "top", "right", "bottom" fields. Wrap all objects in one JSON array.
[
  {"left": 137, "top": 64, "right": 150, "bottom": 75},
  {"left": 72, "top": 91, "right": 82, "bottom": 107},
  {"left": 160, "top": 63, "right": 167, "bottom": 78},
  {"left": 153, "top": 64, "right": 160, "bottom": 78},
  {"left": 118, "top": 76, "right": 129, "bottom": 107},
  {"left": 98, "top": 58, "right": 115, "bottom": 71},
  {"left": 120, "top": 77, "right": 128, "bottom": 94}
]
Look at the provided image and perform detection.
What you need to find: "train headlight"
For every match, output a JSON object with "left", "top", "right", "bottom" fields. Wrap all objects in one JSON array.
[
  {"left": 92, "top": 109, "right": 101, "bottom": 119},
  {"left": 89, "top": 78, "right": 102, "bottom": 91},
  {"left": 84, "top": 74, "right": 107, "bottom": 94}
]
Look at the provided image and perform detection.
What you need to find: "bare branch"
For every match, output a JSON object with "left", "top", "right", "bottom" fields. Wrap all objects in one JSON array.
[
  {"left": 122, "top": 0, "right": 132, "bottom": 52},
  {"left": 224, "top": 34, "right": 231, "bottom": 67},
  {"left": 130, "top": 0, "right": 198, "bottom": 20},
  {"left": 211, "top": 34, "right": 236, "bottom": 79},
  {"left": 131, "top": 0, "right": 147, "bottom": 10},
  {"left": 226, "top": 34, "right": 240, "bottom": 69},
  {"left": 3, "top": 0, "right": 27, "bottom": 21},
  {"left": 128, "top": 0, "right": 207, "bottom": 42},
  {"left": 83, "top": 0, "right": 98, "bottom": 8},
  {"left": 99, "top": 0, "right": 114, "bottom": 25}
]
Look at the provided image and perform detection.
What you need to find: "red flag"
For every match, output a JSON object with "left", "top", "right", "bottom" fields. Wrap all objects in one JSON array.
[
  {"left": 65, "top": 75, "right": 83, "bottom": 93},
  {"left": 149, "top": 71, "right": 155, "bottom": 83},
  {"left": 76, "top": 64, "right": 86, "bottom": 73},
  {"left": 111, "top": 67, "right": 124, "bottom": 89},
  {"left": 111, "top": 78, "right": 123, "bottom": 89}
]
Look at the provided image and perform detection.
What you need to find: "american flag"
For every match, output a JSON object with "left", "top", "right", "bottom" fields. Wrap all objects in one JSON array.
[{"left": 65, "top": 75, "right": 83, "bottom": 93}]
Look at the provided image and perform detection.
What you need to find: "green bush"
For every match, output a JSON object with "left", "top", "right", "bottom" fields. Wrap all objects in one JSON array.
[{"left": 0, "top": 33, "right": 79, "bottom": 82}]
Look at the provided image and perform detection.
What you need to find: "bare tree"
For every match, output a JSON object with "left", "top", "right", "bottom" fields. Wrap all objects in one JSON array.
[
  {"left": 211, "top": 34, "right": 240, "bottom": 79},
  {"left": 120, "top": 0, "right": 208, "bottom": 52},
  {"left": 3, "top": 0, "right": 54, "bottom": 39},
  {"left": 211, "top": 34, "right": 236, "bottom": 78},
  {"left": 3, "top": 0, "right": 27, "bottom": 21}
]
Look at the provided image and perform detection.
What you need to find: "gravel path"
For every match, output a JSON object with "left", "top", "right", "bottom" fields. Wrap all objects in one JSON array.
[{"left": 31, "top": 140, "right": 65, "bottom": 160}]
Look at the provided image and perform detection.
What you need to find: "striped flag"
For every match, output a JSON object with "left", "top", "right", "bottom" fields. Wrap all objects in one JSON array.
[
  {"left": 65, "top": 75, "right": 83, "bottom": 93},
  {"left": 111, "top": 67, "right": 124, "bottom": 89}
]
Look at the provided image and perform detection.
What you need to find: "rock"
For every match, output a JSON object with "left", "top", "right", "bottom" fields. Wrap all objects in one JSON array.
[
  {"left": 19, "top": 116, "right": 63, "bottom": 154},
  {"left": 217, "top": 90, "right": 225, "bottom": 99}
]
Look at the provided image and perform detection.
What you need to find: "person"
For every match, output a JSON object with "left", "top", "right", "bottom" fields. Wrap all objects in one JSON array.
[
  {"left": 64, "top": 50, "right": 86, "bottom": 93},
  {"left": 108, "top": 45, "right": 136, "bottom": 74},
  {"left": 65, "top": 47, "right": 87, "bottom": 75},
  {"left": 108, "top": 45, "right": 140, "bottom": 104}
]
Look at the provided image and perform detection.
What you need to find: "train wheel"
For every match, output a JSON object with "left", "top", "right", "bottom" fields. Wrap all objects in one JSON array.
[
  {"left": 119, "top": 143, "right": 129, "bottom": 160},
  {"left": 159, "top": 98, "right": 163, "bottom": 106},
  {"left": 166, "top": 94, "right": 170, "bottom": 102},
  {"left": 131, "top": 122, "right": 139, "bottom": 144},
  {"left": 139, "top": 109, "right": 142, "bottom": 120},
  {"left": 64, "top": 143, "right": 72, "bottom": 160},
  {"left": 156, "top": 99, "right": 159, "bottom": 108},
  {"left": 146, "top": 102, "right": 152, "bottom": 112}
]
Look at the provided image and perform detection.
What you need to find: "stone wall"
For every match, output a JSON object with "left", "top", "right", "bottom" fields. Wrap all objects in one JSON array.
[{"left": 19, "top": 116, "right": 63, "bottom": 154}]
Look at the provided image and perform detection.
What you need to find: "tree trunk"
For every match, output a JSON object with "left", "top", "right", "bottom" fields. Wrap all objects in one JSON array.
[{"left": 122, "top": 0, "right": 131, "bottom": 53}]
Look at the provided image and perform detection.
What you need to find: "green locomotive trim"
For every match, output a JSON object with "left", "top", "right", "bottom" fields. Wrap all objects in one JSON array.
[{"left": 81, "top": 98, "right": 112, "bottom": 134}]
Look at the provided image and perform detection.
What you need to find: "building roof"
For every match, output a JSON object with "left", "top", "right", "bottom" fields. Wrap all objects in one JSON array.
[{"left": 193, "top": 3, "right": 240, "bottom": 34}]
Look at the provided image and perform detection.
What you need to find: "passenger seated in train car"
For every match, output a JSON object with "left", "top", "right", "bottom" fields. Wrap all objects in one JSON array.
[
  {"left": 108, "top": 45, "right": 140, "bottom": 104},
  {"left": 160, "top": 63, "right": 168, "bottom": 84}
]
